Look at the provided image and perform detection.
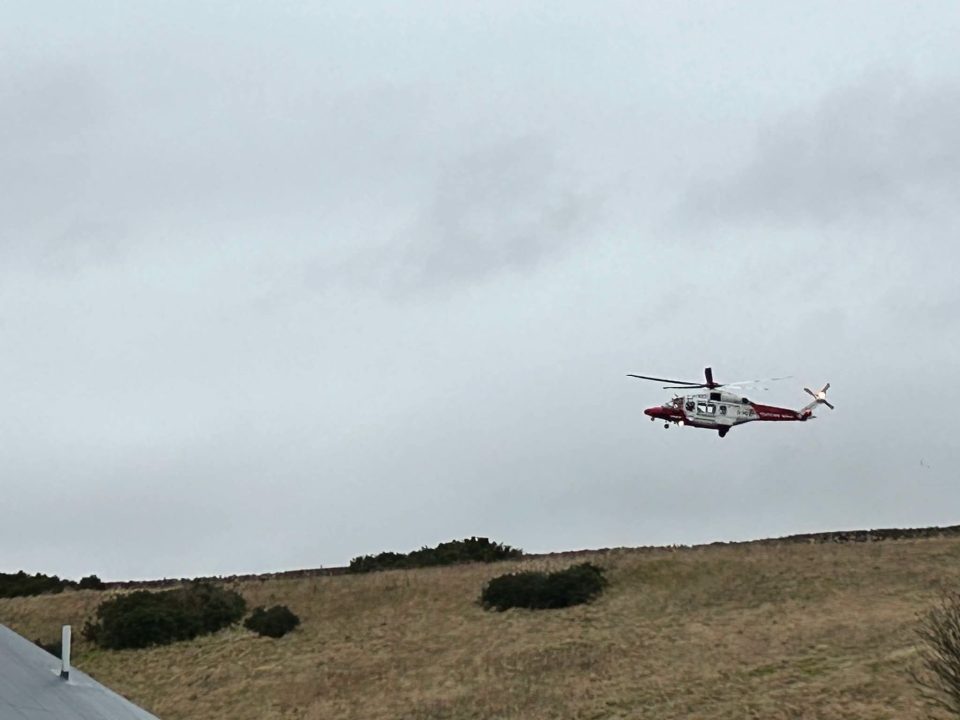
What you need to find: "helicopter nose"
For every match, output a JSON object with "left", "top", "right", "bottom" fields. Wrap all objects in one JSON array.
[{"left": 644, "top": 406, "right": 661, "bottom": 418}]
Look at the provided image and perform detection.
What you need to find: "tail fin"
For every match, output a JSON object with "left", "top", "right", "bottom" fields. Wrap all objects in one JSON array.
[{"left": 800, "top": 383, "right": 834, "bottom": 418}]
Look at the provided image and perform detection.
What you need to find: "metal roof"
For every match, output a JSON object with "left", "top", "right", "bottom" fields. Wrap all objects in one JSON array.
[{"left": 0, "top": 624, "right": 159, "bottom": 720}]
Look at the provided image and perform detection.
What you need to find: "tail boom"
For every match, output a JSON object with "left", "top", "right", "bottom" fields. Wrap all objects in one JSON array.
[{"left": 751, "top": 383, "right": 833, "bottom": 422}]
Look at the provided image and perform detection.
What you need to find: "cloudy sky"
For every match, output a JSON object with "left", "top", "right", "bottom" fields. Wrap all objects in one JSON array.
[{"left": 3, "top": 2, "right": 959, "bottom": 580}]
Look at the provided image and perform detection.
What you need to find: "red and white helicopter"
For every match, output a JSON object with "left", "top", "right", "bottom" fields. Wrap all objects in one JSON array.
[{"left": 629, "top": 367, "right": 833, "bottom": 438}]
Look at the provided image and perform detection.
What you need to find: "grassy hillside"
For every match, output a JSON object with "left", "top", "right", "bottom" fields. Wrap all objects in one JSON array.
[{"left": 3, "top": 535, "right": 959, "bottom": 719}]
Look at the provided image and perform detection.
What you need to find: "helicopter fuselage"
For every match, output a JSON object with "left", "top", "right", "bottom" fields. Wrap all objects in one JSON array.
[
  {"left": 644, "top": 389, "right": 810, "bottom": 438},
  {"left": 629, "top": 367, "right": 831, "bottom": 438}
]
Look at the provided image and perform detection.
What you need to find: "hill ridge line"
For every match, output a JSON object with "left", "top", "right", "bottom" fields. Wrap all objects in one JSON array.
[{"left": 105, "top": 523, "right": 960, "bottom": 589}]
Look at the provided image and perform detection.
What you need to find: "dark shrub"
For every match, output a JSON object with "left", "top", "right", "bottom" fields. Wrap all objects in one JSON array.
[
  {"left": 0, "top": 571, "right": 70, "bottom": 598},
  {"left": 244, "top": 605, "right": 301, "bottom": 638},
  {"left": 481, "top": 562, "right": 607, "bottom": 611},
  {"left": 349, "top": 537, "right": 522, "bottom": 573},
  {"left": 34, "top": 638, "right": 62, "bottom": 657},
  {"left": 179, "top": 581, "right": 248, "bottom": 635},
  {"left": 78, "top": 574, "right": 106, "bottom": 590},
  {"left": 83, "top": 582, "right": 246, "bottom": 650},
  {"left": 349, "top": 551, "right": 407, "bottom": 574},
  {"left": 912, "top": 591, "right": 960, "bottom": 716},
  {"left": 83, "top": 590, "right": 192, "bottom": 649}
]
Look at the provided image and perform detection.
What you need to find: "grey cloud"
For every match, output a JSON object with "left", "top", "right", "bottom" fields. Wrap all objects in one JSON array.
[
  {"left": 679, "top": 73, "right": 960, "bottom": 226},
  {"left": 0, "top": 48, "right": 444, "bottom": 276},
  {"left": 392, "top": 138, "right": 594, "bottom": 291},
  {"left": 299, "top": 137, "right": 598, "bottom": 297},
  {"left": 37, "top": 220, "right": 127, "bottom": 276},
  {"left": 0, "top": 63, "right": 105, "bottom": 254}
]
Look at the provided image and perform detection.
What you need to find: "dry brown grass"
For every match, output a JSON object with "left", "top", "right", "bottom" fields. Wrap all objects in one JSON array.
[{"left": 4, "top": 537, "right": 960, "bottom": 719}]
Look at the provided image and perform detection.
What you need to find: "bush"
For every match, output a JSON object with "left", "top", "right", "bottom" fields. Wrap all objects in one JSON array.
[
  {"left": 244, "top": 605, "right": 301, "bottom": 638},
  {"left": 912, "top": 591, "right": 960, "bottom": 717},
  {"left": 349, "top": 537, "right": 522, "bottom": 573},
  {"left": 179, "top": 582, "right": 248, "bottom": 635},
  {"left": 34, "top": 638, "right": 62, "bottom": 657},
  {"left": 0, "top": 571, "right": 69, "bottom": 598},
  {"left": 79, "top": 574, "right": 107, "bottom": 590},
  {"left": 0, "top": 571, "right": 107, "bottom": 597},
  {"left": 481, "top": 562, "right": 607, "bottom": 611},
  {"left": 83, "top": 581, "right": 246, "bottom": 650}
]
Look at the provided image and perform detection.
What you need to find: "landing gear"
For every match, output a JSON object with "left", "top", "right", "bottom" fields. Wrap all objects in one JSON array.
[
  {"left": 718, "top": 428, "right": 729, "bottom": 438},
  {"left": 664, "top": 423, "right": 670, "bottom": 429}
]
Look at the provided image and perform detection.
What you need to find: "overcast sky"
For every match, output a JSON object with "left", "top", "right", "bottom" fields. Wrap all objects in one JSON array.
[{"left": 3, "top": 2, "right": 959, "bottom": 581}]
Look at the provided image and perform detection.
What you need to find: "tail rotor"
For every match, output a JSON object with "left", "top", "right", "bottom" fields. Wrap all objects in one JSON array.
[{"left": 803, "top": 383, "right": 834, "bottom": 411}]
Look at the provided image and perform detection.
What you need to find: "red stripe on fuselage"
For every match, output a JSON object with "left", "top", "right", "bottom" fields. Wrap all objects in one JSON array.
[{"left": 750, "top": 402, "right": 800, "bottom": 421}]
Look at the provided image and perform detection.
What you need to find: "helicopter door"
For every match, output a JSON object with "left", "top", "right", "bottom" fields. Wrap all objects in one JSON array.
[{"left": 695, "top": 400, "right": 717, "bottom": 425}]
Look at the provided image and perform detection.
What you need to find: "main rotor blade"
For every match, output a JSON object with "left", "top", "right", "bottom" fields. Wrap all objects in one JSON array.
[
  {"left": 821, "top": 382, "right": 831, "bottom": 393},
  {"left": 627, "top": 374, "right": 704, "bottom": 386},
  {"left": 724, "top": 376, "right": 793, "bottom": 388},
  {"left": 663, "top": 384, "right": 706, "bottom": 389},
  {"left": 804, "top": 387, "right": 816, "bottom": 398},
  {"left": 822, "top": 400, "right": 835, "bottom": 410},
  {"left": 704, "top": 367, "right": 715, "bottom": 387}
]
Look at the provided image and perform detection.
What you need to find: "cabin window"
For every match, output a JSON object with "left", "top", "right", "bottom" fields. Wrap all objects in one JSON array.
[
  {"left": 697, "top": 403, "right": 716, "bottom": 415},
  {"left": 685, "top": 401, "right": 695, "bottom": 412},
  {"left": 710, "top": 392, "right": 722, "bottom": 402},
  {"left": 741, "top": 397, "right": 750, "bottom": 404},
  {"left": 719, "top": 405, "right": 727, "bottom": 416}
]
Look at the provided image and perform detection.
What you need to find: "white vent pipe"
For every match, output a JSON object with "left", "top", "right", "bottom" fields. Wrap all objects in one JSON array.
[{"left": 60, "top": 625, "right": 71, "bottom": 680}]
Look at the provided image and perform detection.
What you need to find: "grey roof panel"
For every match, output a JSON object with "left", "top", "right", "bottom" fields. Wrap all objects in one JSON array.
[{"left": 0, "top": 625, "right": 159, "bottom": 720}]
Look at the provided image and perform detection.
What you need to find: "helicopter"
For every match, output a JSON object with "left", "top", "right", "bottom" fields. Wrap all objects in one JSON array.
[{"left": 628, "top": 367, "right": 833, "bottom": 438}]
